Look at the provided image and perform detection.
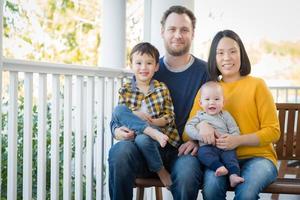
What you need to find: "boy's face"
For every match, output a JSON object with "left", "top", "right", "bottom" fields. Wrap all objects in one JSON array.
[
  {"left": 131, "top": 52, "right": 158, "bottom": 84},
  {"left": 200, "top": 86, "right": 224, "bottom": 115}
]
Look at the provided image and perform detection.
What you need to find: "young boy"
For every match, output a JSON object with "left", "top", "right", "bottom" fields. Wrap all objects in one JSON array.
[
  {"left": 111, "top": 42, "right": 180, "bottom": 187},
  {"left": 185, "top": 81, "right": 244, "bottom": 187}
]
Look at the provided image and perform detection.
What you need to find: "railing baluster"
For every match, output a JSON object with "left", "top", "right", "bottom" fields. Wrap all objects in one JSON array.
[
  {"left": 37, "top": 73, "right": 47, "bottom": 200},
  {"left": 51, "top": 74, "right": 60, "bottom": 200},
  {"left": 75, "top": 76, "right": 83, "bottom": 200},
  {"left": 7, "top": 71, "right": 18, "bottom": 200},
  {"left": 63, "top": 75, "right": 72, "bottom": 200},
  {"left": 86, "top": 77, "right": 95, "bottom": 200},
  {"left": 23, "top": 72, "right": 33, "bottom": 200},
  {"left": 96, "top": 77, "right": 105, "bottom": 200},
  {"left": 104, "top": 77, "right": 112, "bottom": 200}
]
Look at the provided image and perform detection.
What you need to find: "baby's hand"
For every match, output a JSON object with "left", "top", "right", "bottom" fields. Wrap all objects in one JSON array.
[{"left": 198, "top": 122, "right": 216, "bottom": 145}]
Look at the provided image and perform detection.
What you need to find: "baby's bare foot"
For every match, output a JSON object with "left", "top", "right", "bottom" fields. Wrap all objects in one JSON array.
[
  {"left": 230, "top": 174, "right": 244, "bottom": 187},
  {"left": 157, "top": 167, "right": 172, "bottom": 187},
  {"left": 215, "top": 166, "right": 228, "bottom": 176}
]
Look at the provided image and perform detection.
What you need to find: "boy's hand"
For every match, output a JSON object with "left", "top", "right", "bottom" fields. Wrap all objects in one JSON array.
[
  {"left": 133, "top": 111, "right": 153, "bottom": 122},
  {"left": 178, "top": 140, "right": 198, "bottom": 156},
  {"left": 149, "top": 117, "right": 167, "bottom": 127},
  {"left": 115, "top": 126, "right": 135, "bottom": 140}
]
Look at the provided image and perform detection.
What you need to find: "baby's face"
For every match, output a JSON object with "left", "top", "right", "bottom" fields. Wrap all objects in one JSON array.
[{"left": 200, "top": 87, "right": 224, "bottom": 115}]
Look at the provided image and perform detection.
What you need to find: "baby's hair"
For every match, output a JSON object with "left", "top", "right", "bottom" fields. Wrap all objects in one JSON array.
[
  {"left": 130, "top": 42, "right": 160, "bottom": 64},
  {"left": 200, "top": 81, "right": 223, "bottom": 94}
]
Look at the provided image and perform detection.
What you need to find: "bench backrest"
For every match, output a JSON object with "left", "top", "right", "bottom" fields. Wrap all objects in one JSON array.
[{"left": 275, "top": 103, "right": 300, "bottom": 160}]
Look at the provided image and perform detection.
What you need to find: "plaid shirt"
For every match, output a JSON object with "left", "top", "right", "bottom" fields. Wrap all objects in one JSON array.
[{"left": 118, "top": 77, "right": 180, "bottom": 147}]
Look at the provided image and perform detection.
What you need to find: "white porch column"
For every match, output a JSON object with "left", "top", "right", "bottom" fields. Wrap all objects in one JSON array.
[
  {"left": 100, "top": 0, "right": 126, "bottom": 68},
  {"left": 0, "top": 1, "right": 3, "bottom": 198},
  {"left": 144, "top": 0, "right": 195, "bottom": 55}
]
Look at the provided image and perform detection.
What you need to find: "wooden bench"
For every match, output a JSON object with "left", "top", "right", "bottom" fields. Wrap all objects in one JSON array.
[{"left": 135, "top": 103, "right": 300, "bottom": 200}]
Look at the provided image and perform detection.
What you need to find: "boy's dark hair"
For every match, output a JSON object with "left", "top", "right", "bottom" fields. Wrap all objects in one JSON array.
[
  {"left": 130, "top": 42, "right": 160, "bottom": 64},
  {"left": 208, "top": 29, "right": 251, "bottom": 81},
  {"left": 161, "top": 5, "right": 196, "bottom": 30}
]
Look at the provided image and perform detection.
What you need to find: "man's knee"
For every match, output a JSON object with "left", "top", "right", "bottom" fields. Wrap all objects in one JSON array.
[
  {"left": 109, "top": 141, "right": 138, "bottom": 166},
  {"left": 173, "top": 155, "right": 202, "bottom": 184},
  {"left": 134, "top": 134, "right": 152, "bottom": 146}
]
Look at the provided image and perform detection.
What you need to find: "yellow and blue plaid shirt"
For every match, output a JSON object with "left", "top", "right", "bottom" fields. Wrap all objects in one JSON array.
[{"left": 118, "top": 77, "right": 180, "bottom": 147}]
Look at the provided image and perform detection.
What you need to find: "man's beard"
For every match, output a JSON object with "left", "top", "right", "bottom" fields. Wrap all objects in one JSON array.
[{"left": 165, "top": 42, "right": 191, "bottom": 56}]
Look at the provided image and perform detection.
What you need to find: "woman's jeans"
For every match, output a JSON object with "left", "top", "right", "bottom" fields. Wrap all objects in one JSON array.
[
  {"left": 202, "top": 157, "right": 278, "bottom": 200},
  {"left": 108, "top": 140, "right": 203, "bottom": 200}
]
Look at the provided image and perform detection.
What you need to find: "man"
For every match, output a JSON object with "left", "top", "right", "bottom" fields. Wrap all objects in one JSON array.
[{"left": 109, "top": 5, "right": 209, "bottom": 200}]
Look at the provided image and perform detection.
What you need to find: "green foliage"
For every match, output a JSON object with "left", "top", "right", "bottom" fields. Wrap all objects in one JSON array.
[
  {"left": 3, "top": 0, "right": 101, "bottom": 66},
  {"left": 261, "top": 40, "right": 300, "bottom": 58}
]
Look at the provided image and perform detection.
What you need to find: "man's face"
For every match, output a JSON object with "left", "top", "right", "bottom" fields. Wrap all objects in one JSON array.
[{"left": 161, "top": 13, "right": 194, "bottom": 56}]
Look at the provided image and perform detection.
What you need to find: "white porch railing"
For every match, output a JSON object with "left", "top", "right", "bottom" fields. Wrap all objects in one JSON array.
[
  {"left": 0, "top": 59, "right": 299, "bottom": 200},
  {"left": 0, "top": 58, "right": 131, "bottom": 200}
]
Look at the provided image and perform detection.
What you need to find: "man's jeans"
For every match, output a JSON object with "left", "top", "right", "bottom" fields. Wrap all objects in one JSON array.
[
  {"left": 108, "top": 140, "right": 203, "bottom": 200},
  {"left": 202, "top": 157, "right": 278, "bottom": 200}
]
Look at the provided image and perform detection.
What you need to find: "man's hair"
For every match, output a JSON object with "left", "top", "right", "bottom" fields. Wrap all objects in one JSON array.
[
  {"left": 161, "top": 5, "right": 196, "bottom": 30},
  {"left": 130, "top": 42, "right": 160, "bottom": 64}
]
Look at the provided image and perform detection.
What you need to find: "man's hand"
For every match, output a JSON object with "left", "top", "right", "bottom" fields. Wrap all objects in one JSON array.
[
  {"left": 197, "top": 121, "right": 216, "bottom": 145},
  {"left": 115, "top": 126, "right": 135, "bottom": 140},
  {"left": 178, "top": 140, "right": 198, "bottom": 156}
]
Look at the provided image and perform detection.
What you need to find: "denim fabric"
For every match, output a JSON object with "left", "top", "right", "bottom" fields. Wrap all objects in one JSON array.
[
  {"left": 170, "top": 154, "right": 203, "bottom": 200},
  {"left": 112, "top": 105, "right": 165, "bottom": 172},
  {"left": 202, "top": 157, "right": 278, "bottom": 200},
  {"left": 198, "top": 145, "right": 240, "bottom": 175},
  {"left": 135, "top": 134, "right": 163, "bottom": 172},
  {"left": 111, "top": 105, "right": 148, "bottom": 134},
  {"left": 108, "top": 140, "right": 203, "bottom": 200}
]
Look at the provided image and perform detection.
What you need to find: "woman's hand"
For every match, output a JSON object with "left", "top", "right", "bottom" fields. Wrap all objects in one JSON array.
[
  {"left": 115, "top": 126, "right": 135, "bottom": 140},
  {"left": 216, "top": 134, "right": 240, "bottom": 150},
  {"left": 197, "top": 121, "right": 216, "bottom": 145}
]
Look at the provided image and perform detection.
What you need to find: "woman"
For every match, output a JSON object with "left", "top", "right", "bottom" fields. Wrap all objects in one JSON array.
[{"left": 189, "top": 30, "right": 280, "bottom": 199}]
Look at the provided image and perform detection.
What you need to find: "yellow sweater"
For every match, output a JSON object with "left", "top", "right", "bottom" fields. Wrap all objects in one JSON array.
[{"left": 186, "top": 76, "right": 280, "bottom": 166}]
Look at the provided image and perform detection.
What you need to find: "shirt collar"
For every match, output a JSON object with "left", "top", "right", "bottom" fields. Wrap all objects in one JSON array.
[{"left": 131, "top": 75, "right": 156, "bottom": 93}]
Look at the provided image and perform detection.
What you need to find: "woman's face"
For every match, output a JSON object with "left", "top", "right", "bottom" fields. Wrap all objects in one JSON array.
[{"left": 216, "top": 37, "right": 241, "bottom": 82}]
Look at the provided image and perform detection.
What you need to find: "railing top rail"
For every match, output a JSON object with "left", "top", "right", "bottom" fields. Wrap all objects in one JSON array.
[
  {"left": 2, "top": 58, "right": 133, "bottom": 77},
  {"left": 269, "top": 86, "right": 300, "bottom": 89}
]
